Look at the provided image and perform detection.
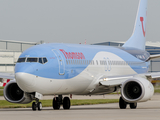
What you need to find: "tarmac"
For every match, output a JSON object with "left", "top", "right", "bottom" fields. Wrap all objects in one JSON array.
[{"left": 0, "top": 94, "right": 160, "bottom": 120}]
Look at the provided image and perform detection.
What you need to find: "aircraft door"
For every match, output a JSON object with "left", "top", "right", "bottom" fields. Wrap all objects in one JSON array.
[
  {"left": 52, "top": 49, "right": 65, "bottom": 75},
  {"left": 104, "top": 57, "right": 111, "bottom": 71}
]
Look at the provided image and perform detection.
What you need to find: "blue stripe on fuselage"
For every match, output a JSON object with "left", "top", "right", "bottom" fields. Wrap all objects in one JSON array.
[{"left": 15, "top": 43, "right": 150, "bottom": 79}]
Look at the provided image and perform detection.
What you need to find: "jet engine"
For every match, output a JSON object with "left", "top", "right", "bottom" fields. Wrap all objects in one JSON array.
[
  {"left": 121, "top": 77, "right": 154, "bottom": 103},
  {"left": 4, "top": 80, "right": 33, "bottom": 104}
]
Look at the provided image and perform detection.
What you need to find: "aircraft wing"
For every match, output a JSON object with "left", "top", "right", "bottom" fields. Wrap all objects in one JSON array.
[
  {"left": 99, "top": 72, "right": 160, "bottom": 87},
  {"left": 0, "top": 72, "right": 14, "bottom": 80},
  {"left": 0, "top": 72, "right": 14, "bottom": 87},
  {"left": 143, "top": 72, "right": 160, "bottom": 78},
  {"left": 99, "top": 75, "right": 134, "bottom": 87},
  {"left": 146, "top": 54, "right": 160, "bottom": 62}
]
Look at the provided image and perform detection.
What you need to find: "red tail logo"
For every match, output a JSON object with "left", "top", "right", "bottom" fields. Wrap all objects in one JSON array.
[{"left": 140, "top": 17, "right": 146, "bottom": 37}]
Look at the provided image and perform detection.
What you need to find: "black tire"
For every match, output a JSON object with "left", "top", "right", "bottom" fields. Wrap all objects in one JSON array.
[
  {"left": 37, "top": 102, "right": 42, "bottom": 111},
  {"left": 53, "top": 97, "right": 60, "bottom": 110},
  {"left": 32, "top": 102, "right": 37, "bottom": 111},
  {"left": 63, "top": 97, "right": 70, "bottom": 109},
  {"left": 119, "top": 97, "right": 127, "bottom": 109},
  {"left": 130, "top": 103, "right": 137, "bottom": 109}
]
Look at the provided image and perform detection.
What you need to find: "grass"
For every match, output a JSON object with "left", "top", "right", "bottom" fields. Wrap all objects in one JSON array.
[
  {"left": 154, "top": 89, "right": 160, "bottom": 93},
  {"left": 0, "top": 99, "right": 119, "bottom": 108},
  {"left": 0, "top": 90, "right": 3, "bottom": 96},
  {"left": 154, "top": 85, "right": 160, "bottom": 93},
  {"left": 110, "top": 92, "right": 120, "bottom": 95},
  {"left": 0, "top": 87, "right": 4, "bottom": 89},
  {"left": 71, "top": 99, "right": 119, "bottom": 106},
  {"left": 154, "top": 85, "right": 160, "bottom": 89}
]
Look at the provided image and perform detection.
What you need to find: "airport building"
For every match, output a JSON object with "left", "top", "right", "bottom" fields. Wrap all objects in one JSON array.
[
  {"left": 0, "top": 40, "right": 37, "bottom": 73},
  {"left": 0, "top": 40, "right": 160, "bottom": 73}
]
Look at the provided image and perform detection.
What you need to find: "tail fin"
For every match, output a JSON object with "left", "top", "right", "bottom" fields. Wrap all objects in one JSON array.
[{"left": 123, "top": 0, "right": 148, "bottom": 50}]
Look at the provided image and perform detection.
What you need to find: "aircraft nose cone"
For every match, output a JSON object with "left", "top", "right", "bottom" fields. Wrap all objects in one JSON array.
[
  {"left": 16, "top": 72, "right": 36, "bottom": 92},
  {"left": 15, "top": 63, "right": 36, "bottom": 92}
]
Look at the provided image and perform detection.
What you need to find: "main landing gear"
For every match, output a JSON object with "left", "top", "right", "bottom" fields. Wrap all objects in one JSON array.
[
  {"left": 32, "top": 99, "right": 42, "bottom": 111},
  {"left": 53, "top": 95, "right": 70, "bottom": 110},
  {"left": 119, "top": 97, "right": 137, "bottom": 109}
]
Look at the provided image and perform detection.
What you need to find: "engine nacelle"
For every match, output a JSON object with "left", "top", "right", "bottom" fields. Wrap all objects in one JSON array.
[
  {"left": 4, "top": 80, "right": 33, "bottom": 104},
  {"left": 121, "top": 77, "right": 154, "bottom": 103}
]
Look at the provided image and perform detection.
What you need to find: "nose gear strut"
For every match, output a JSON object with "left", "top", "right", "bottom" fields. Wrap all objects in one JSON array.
[{"left": 32, "top": 98, "right": 42, "bottom": 111}]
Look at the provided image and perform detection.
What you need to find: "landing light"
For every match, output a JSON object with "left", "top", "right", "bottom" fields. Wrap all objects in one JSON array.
[{"left": 103, "top": 78, "right": 108, "bottom": 81}]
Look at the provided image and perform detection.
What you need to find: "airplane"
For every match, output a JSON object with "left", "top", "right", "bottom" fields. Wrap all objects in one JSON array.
[{"left": 2, "top": 0, "right": 160, "bottom": 111}]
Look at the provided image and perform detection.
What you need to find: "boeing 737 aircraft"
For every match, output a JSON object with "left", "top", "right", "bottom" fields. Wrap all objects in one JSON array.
[{"left": 2, "top": 0, "right": 160, "bottom": 111}]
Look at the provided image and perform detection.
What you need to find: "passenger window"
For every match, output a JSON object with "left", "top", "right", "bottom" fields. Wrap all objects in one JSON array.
[
  {"left": 43, "top": 58, "right": 48, "bottom": 64},
  {"left": 39, "top": 58, "right": 43, "bottom": 64}
]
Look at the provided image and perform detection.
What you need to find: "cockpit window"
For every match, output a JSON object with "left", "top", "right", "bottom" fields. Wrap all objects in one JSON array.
[
  {"left": 17, "top": 57, "right": 48, "bottom": 64},
  {"left": 27, "top": 58, "right": 38, "bottom": 62},
  {"left": 17, "top": 58, "right": 26, "bottom": 63},
  {"left": 43, "top": 58, "right": 48, "bottom": 64},
  {"left": 38, "top": 58, "right": 48, "bottom": 64},
  {"left": 39, "top": 58, "right": 43, "bottom": 64}
]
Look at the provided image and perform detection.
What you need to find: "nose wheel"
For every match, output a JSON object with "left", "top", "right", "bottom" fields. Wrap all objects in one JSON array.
[{"left": 32, "top": 99, "right": 42, "bottom": 111}]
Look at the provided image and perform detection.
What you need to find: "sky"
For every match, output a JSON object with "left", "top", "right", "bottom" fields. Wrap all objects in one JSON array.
[{"left": 0, "top": 0, "right": 160, "bottom": 45}]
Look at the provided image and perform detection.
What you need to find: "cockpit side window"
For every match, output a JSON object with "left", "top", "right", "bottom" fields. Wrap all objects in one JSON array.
[
  {"left": 27, "top": 58, "right": 38, "bottom": 62},
  {"left": 43, "top": 58, "right": 48, "bottom": 64},
  {"left": 17, "top": 58, "right": 26, "bottom": 63}
]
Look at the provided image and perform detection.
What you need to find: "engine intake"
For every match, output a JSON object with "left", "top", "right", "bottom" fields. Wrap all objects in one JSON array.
[
  {"left": 4, "top": 80, "right": 33, "bottom": 104},
  {"left": 121, "top": 77, "right": 154, "bottom": 103},
  {"left": 123, "top": 81, "right": 142, "bottom": 99}
]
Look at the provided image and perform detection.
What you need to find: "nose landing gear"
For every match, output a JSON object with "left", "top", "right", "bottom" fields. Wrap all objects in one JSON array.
[
  {"left": 53, "top": 95, "right": 70, "bottom": 110},
  {"left": 32, "top": 99, "right": 42, "bottom": 111}
]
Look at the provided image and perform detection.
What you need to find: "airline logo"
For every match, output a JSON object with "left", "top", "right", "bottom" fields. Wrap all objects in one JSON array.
[
  {"left": 59, "top": 49, "right": 85, "bottom": 59},
  {"left": 140, "top": 17, "right": 146, "bottom": 37}
]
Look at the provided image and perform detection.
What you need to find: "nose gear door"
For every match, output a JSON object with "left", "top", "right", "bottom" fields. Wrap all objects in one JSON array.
[{"left": 52, "top": 49, "right": 65, "bottom": 75}]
